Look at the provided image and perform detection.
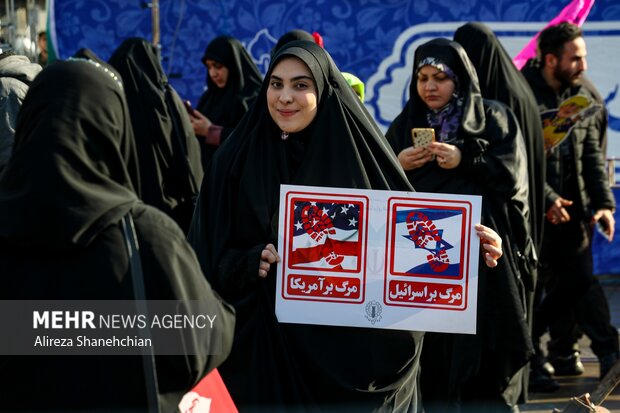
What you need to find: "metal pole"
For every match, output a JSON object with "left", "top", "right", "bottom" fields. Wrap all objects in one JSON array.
[
  {"left": 8, "top": 0, "right": 14, "bottom": 48},
  {"left": 151, "top": 0, "right": 159, "bottom": 46}
]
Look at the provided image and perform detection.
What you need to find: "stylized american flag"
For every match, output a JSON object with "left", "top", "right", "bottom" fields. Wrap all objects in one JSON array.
[{"left": 289, "top": 200, "right": 362, "bottom": 270}]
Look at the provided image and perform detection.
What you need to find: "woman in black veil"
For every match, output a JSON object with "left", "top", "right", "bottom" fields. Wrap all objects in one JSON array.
[
  {"left": 189, "top": 40, "right": 503, "bottom": 412},
  {"left": 0, "top": 59, "right": 234, "bottom": 412},
  {"left": 386, "top": 38, "right": 533, "bottom": 412},
  {"left": 454, "top": 22, "right": 542, "bottom": 268},
  {"left": 108, "top": 38, "right": 203, "bottom": 233},
  {"left": 191, "top": 35, "right": 262, "bottom": 170},
  {"left": 453, "top": 22, "right": 545, "bottom": 402}
]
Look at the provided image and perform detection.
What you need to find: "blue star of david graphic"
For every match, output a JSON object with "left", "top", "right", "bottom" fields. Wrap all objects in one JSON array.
[{"left": 403, "top": 228, "right": 453, "bottom": 256}]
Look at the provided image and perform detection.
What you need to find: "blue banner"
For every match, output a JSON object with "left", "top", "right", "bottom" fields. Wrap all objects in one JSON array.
[{"left": 49, "top": 0, "right": 620, "bottom": 274}]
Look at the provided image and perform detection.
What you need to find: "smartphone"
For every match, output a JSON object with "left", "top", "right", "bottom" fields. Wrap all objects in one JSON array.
[
  {"left": 183, "top": 100, "right": 194, "bottom": 115},
  {"left": 411, "top": 128, "right": 435, "bottom": 148}
]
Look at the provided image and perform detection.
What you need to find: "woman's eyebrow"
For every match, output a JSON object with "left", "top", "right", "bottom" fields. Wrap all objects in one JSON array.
[
  {"left": 270, "top": 74, "right": 313, "bottom": 82},
  {"left": 290, "top": 75, "right": 313, "bottom": 82}
]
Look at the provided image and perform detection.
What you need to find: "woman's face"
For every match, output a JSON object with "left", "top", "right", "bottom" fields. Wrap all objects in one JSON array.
[
  {"left": 267, "top": 56, "right": 318, "bottom": 133},
  {"left": 416, "top": 65, "right": 456, "bottom": 110},
  {"left": 205, "top": 59, "right": 229, "bottom": 88}
]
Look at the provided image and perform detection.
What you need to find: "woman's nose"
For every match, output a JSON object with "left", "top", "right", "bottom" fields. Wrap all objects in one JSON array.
[{"left": 279, "top": 87, "right": 293, "bottom": 103}]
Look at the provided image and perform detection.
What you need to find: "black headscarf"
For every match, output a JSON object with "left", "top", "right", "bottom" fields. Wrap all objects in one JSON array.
[
  {"left": 0, "top": 59, "right": 138, "bottom": 250},
  {"left": 386, "top": 38, "right": 534, "bottom": 407},
  {"left": 454, "top": 22, "right": 545, "bottom": 256},
  {"left": 74, "top": 47, "right": 113, "bottom": 68},
  {"left": 196, "top": 35, "right": 262, "bottom": 129},
  {"left": 386, "top": 38, "right": 491, "bottom": 197},
  {"left": 273, "top": 29, "right": 315, "bottom": 56},
  {"left": 108, "top": 37, "right": 203, "bottom": 233},
  {"left": 195, "top": 35, "right": 262, "bottom": 169},
  {"left": 189, "top": 40, "right": 422, "bottom": 411}
]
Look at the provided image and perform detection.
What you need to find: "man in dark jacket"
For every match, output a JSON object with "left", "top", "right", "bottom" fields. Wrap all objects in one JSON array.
[{"left": 522, "top": 22, "right": 618, "bottom": 384}]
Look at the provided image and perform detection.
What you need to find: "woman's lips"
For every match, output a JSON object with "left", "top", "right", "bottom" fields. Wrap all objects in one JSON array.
[{"left": 278, "top": 109, "right": 297, "bottom": 117}]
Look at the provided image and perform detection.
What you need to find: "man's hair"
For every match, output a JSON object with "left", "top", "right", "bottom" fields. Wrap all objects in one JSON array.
[
  {"left": 537, "top": 22, "right": 583, "bottom": 63},
  {"left": 37, "top": 31, "right": 46, "bottom": 41}
]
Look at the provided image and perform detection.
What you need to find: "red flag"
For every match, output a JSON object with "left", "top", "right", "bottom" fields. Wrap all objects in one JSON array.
[{"left": 178, "top": 369, "right": 238, "bottom": 413}]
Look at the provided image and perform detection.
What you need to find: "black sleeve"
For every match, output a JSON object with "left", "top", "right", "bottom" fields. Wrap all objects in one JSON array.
[
  {"left": 581, "top": 119, "right": 616, "bottom": 212},
  {"left": 543, "top": 182, "right": 561, "bottom": 212},
  {"left": 457, "top": 101, "right": 522, "bottom": 200},
  {"left": 217, "top": 243, "right": 266, "bottom": 294},
  {"left": 134, "top": 206, "right": 236, "bottom": 394}
]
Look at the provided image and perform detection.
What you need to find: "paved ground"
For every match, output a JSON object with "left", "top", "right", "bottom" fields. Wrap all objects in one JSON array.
[{"left": 520, "top": 277, "right": 620, "bottom": 412}]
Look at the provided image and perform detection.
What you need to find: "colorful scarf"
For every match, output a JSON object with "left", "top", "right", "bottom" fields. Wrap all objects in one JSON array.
[{"left": 417, "top": 57, "right": 463, "bottom": 143}]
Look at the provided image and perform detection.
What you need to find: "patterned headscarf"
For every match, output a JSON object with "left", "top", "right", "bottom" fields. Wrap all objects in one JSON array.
[{"left": 416, "top": 57, "right": 463, "bottom": 143}]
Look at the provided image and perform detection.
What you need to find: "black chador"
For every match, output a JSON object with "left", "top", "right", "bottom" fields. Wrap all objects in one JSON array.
[{"left": 189, "top": 41, "right": 424, "bottom": 412}]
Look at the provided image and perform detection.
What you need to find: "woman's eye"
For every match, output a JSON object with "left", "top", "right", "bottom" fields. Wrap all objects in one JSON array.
[
  {"left": 295, "top": 82, "right": 308, "bottom": 89},
  {"left": 270, "top": 81, "right": 283, "bottom": 88}
]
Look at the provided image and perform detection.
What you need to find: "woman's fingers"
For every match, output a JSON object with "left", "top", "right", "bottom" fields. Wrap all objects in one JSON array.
[
  {"left": 263, "top": 243, "right": 281, "bottom": 263},
  {"left": 258, "top": 244, "right": 281, "bottom": 278},
  {"left": 430, "top": 143, "right": 461, "bottom": 169},
  {"left": 483, "top": 252, "right": 499, "bottom": 268},
  {"left": 258, "top": 260, "right": 271, "bottom": 278},
  {"left": 398, "top": 147, "right": 432, "bottom": 170},
  {"left": 483, "top": 242, "right": 502, "bottom": 260},
  {"left": 475, "top": 224, "right": 502, "bottom": 268}
]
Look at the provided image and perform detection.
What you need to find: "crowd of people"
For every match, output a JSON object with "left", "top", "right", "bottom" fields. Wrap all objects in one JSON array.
[{"left": 0, "top": 21, "right": 616, "bottom": 413}]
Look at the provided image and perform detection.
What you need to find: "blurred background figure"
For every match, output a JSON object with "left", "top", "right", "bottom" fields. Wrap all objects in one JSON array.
[
  {"left": 109, "top": 38, "right": 203, "bottom": 234},
  {"left": 342, "top": 71, "right": 365, "bottom": 101},
  {"left": 521, "top": 22, "right": 618, "bottom": 386},
  {"left": 0, "top": 49, "right": 41, "bottom": 174},
  {"left": 36, "top": 30, "right": 47, "bottom": 66},
  {"left": 190, "top": 35, "right": 262, "bottom": 170},
  {"left": 272, "top": 29, "right": 324, "bottom": 57},
  {"left": 454, "top": 21, "right": 544, "bottom": 399}
]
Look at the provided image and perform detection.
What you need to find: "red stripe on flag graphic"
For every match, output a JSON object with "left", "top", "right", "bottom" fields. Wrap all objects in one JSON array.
[{"left": 290, "top": 237, "right": 359, "bottom": 266}]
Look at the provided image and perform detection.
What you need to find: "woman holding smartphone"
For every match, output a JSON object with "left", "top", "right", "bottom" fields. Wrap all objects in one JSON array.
[
  {"left": 386, "top": 38, "right": 534, "bottom": 413},
  {"left": 189, "top": 35, "right": 262, "bottom": 170}
]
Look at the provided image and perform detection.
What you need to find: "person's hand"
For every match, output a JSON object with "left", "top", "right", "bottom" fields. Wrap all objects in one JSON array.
[
  {"left": 258, "top": 243, "right": 281, "bottom": 278},
  {"left": 428, "top": 142, "right": 461, "bottom": 169},
  {"left": 475, "top": 224, "right": 502, "bottom": 268},
  {"left": 189, "top": 110, "right": 212, "bottom": 137},
  {"left": 397, "top": 146, "right": 434, "bottom": 171},
  {"left": 592, "top": 208, "right": 615, "bottom": 242},
  {"left": 546, "top": 197, "right": 573, "bottom": 225}
]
